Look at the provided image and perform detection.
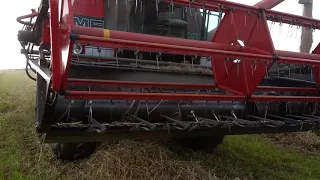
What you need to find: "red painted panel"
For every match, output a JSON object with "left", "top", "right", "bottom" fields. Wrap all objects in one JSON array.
[
  {"left": 211, "top": 10, "right": 275, "bottom": 96},
  {"left": 312, "top": 44, "right": 320, "bottom": 87},
  {"left": 41, "top": 18, "right": 51, "bottom": 46},
  {"left": 49, "top": 0, "right": 62, "bottom": 91},
  {"left": 72, "top": 0, "right": 104, "bottom": 18},
  {"left": 60, "top": 0, "right": 75, "bottom": 91}
]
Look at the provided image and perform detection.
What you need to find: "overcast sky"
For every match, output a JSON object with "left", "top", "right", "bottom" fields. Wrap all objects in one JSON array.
[{"left": 0, "top": 0, "right": 319, "bottom": 70}]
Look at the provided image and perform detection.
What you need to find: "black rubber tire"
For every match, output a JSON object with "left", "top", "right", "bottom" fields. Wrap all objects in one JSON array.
[
  {"left": 50, "top": 142, "right": 98, "bottom": 161},
  {"left": 173, "top": 135, "right": 225, "bottom": 153}
]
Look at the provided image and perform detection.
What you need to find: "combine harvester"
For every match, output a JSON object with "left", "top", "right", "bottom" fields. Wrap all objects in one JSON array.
[{"left": 16, "top": 0, "right": 320, "bottom": 160}]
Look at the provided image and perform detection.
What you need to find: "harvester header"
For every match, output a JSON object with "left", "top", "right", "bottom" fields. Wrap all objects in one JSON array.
[{"left": 16, "top": 0, "right": 320, "bottom": 159}]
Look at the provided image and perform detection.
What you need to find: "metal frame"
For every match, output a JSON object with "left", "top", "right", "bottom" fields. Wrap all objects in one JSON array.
[{"left": 16, "top": 0, "right": 320, "bottom": 102}]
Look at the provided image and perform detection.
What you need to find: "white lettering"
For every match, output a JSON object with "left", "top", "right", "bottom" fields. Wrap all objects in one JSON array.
[{"left": 73, "top": 16, "right": 104, "bottom": 28}]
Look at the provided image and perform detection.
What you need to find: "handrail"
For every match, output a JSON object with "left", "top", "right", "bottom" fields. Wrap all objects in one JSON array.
[{"left": 16, "top": 12, "right": 38, "bottom": 26}]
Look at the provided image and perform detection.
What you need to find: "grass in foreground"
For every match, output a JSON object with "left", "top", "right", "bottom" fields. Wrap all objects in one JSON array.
[{"left": 0, "top": 70, "right": 319, "bottom": 180}]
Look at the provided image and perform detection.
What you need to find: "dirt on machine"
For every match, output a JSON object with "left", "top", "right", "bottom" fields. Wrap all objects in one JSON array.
[{"left": 15, "top": 0, "right": 320, "bottom": 160}]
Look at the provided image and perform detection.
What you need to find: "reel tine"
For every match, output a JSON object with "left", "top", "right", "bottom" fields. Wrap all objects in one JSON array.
[
  {"left": 135, "top": 0, "right": 138, "bottom": 13},
  {"left": 194, "top": 7, "right": 197, "bottom": 21},
  {"left": 300, "top": 66, "right": 303, "bottom": 81},
  {"left": 236, "top": 60, "right": 240, "bottom": 76},
  {"left": 66, "top": 100, "right": 73, "bottom": 122},
  {"left": 182, "top": 6, "right": 185, "bottom": 19},
  {"left": 189, "top": 1, "right": 192, "bottom": 16},
  {"left": 170, "top": 0, "right": 174, "bottom": 15},
  {"left": 231, "top": 110, "right": 237, "bottom": 119},
  {"left": 289, "top": 22, "right": 294, "bottom": 38},
  {"left": 156, "top": 0, "right": 159, "bottom": 17},
  {"left": 264, "top": 61, "right": 269, "bottom": 77},
  {"left": 192, "top": 55, "right": 195, "bottom": 72},
  {"left": 116, "top": 48, "right": 119, "bottom": 71},
  {"left": 134, "top": 49, "right": 139, "bottom": 69},
  {"left": 271, "top": 20, "right": 275, "bottom": 35},
  {"left": 190, "top": 110, "right": 199, "bottom": 122},
  {"left": 288, "top": 64, "right": 291, "bottom": 77},
  {"left": 212, "top": 110, "right": 220, "bottom": 121},
  {"left": 224, "top": 57, "right": 229, "bottom": 75},
  {"left": 146, "top": 100, "right": 149, "bottom": 121},
  {"left": 177, "top": 101, "right": 182, "bottom": 120},
  {"left": 148, "top": 100, "right": 163, "bottom": 115},
  {"left": 295, "top": 25, "right": 301, "bottom": 39},
  {"left": 88, "top": 100, "right": 93, "bottom": 124},
  {"left": 264, "top": 102, "right": 268, "bottom": 119},
  {"left": 278, "top": 22, "right": 283, "bottom": 36},
  {"left": 156, "top": 52, "right": 161, "bottom": 71}
]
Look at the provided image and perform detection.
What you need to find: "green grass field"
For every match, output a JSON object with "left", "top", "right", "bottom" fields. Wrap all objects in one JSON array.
[{"left": 0, "top": 70, "right": 319, "bottom": 180}]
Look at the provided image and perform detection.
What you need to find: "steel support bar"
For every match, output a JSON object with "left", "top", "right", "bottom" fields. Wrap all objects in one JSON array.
[
  {"left": 73, "top": 26, "right": 246, "bottom": 52},
  {"left": 49, "top": 0, "right": 62, "bottom": 91},
  {"left": 256, "top": 86, "right": 318, "bottom": 93},
  {"left": 75, "top": 33, "right": 320, "bottom": 66},
  {"left": 65, "top": 91, "right": 320, "bottom": 102},
  {"left": 76, "top": 34, "right": 274, "bottom": 60},
  {"left": 72, "top": 54, "right": 206, "bottom": 68},
  {"left": 277, "top": 56, "right": 320, "bottom": 66},
  {"left": 250, "top": 95, "right": 320, "bottom": 102},
  {"left": 74, "top": 27, "right": 320, "bottom": 64},
  {"left": 254, "top": 0, "right": 285, "bottom": 9},
  {"left": 276, "top": 50, "right": 320, "bottom": 61},
  {"left": 68, "top": 78, "right": 318, "bottom": 93},
  {"left": 68, "top": 79, "right": 217, "bottom": 90},
  {"left": 65, "top": 91, "right": 246, "bottom": 101}
]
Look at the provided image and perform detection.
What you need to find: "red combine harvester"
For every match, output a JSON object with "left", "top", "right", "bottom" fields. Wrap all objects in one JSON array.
[{"left": 17, "top": 0, "right": 320, "bottom": 160}]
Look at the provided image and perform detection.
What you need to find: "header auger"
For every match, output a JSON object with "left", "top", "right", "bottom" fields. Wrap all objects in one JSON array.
[{"left": 17, "top": 0, "right": 320, "bottom": 160}]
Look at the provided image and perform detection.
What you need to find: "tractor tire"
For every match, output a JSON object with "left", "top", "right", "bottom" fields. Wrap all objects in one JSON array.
[
  {"left": 173, "top": 135, "right": 225, "bottom": 153},
  {"left": 50, "top": 142, "right": 98, "bottom": 160}
]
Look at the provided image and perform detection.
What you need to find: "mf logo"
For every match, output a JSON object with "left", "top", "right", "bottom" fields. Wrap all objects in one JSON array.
[{"left": 73, "top": 15, "right": 104, "bottom": 28}]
